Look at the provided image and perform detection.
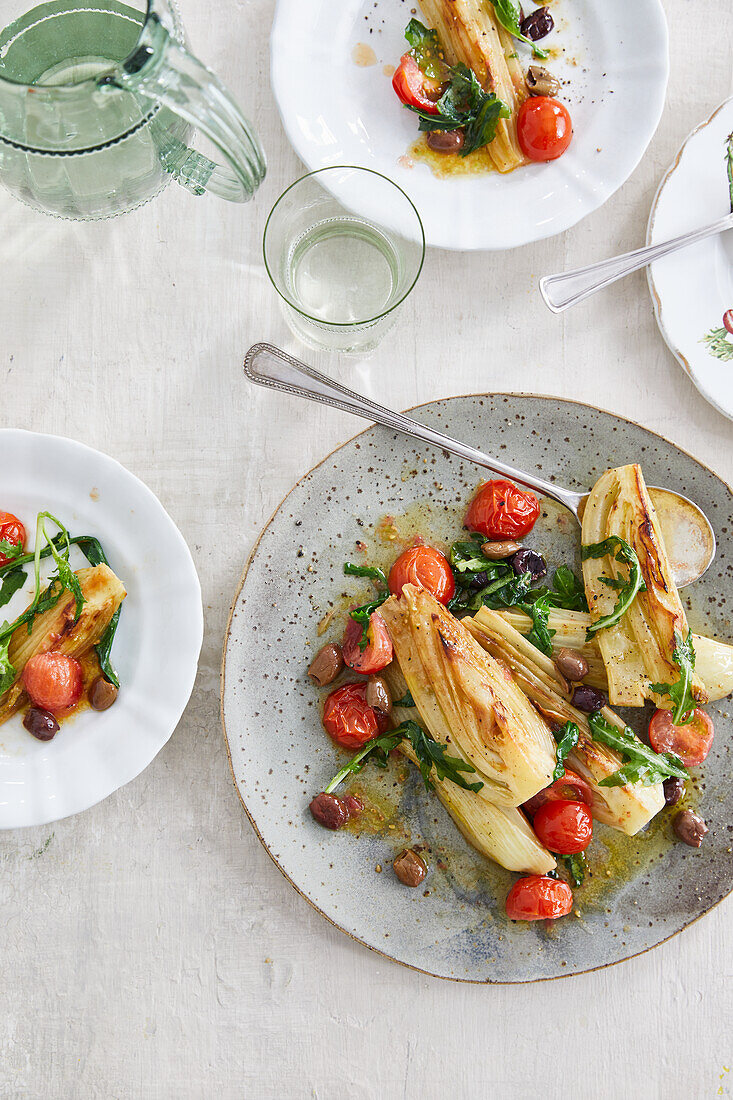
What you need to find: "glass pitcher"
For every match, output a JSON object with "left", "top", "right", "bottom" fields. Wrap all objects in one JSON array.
[{"left": 0, "top": 0, "right": 265, "bottom": 218}]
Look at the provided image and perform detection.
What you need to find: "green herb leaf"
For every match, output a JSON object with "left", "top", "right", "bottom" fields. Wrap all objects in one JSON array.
[
  {"left": 0, "top": 539, "right": 23, "bottom": 563},
  {"left": 589, "top": 712, "right": 688, "bottom": 787},
  {"left": 393, "top": 690, "right": 415, "bottom": 708},
  {"left": 552, "top": 721, "right": 580, "bottom": 781},
  {"left": 404, "top": 17, "right": 446, "bottom": 80},
  {"left": 398, "top": 720, "right": 484, "bottom": 792},
  {"left": 0, "top": 566, "right": 27, "bottom": 610},
  {"left": 549, "top": 566, "right": 588, "bottom": 612},
  {"left": 561, "top": 851, "right": 585, "bottom": 886},
  {"left": 650, "top": 630, "right": 697, "bottom": 726},
  {"left": 516, "top": 591, "right": 555, "bottom": 656},
  {"left": 488, "top": 0, "right": 548, "bottom": 57},
  {"left": 324, "top": 731, "right": 403, "bottom": 793},
  {"left": 343, "top": 562, "right": 388, "bottom": 589},
  {"left": 581, "top": 536, "right": 645, "bottom": 638},
  {"left": 348, "top": 596, "right": 387, "bottom": 651},
  {"left": 406, "top": 63, "right": 510, "bottom": 156}
]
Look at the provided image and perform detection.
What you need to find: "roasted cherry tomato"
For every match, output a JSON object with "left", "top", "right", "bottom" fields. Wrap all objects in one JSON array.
[
  {"left": 0, "top": 511, "right": 26, "bottom": 567},
  {"left": 342, "top": 612, "right": 393, "bottom": 675},
  {"left": 388, "top": 544, "right": 455, "bottom": 605},
  {"left": 22, "top": 652, "right": 83, "bottom": 713},
  {"left": 322, "top": 682, "right": 380, "bottom": 751},
  {"left": 532, "top": 799, "right": 593, "bottom": 854},
  {"left": 649, "top": 707, "right": 714, "bottom": 768},
  {"left": 465, "top": 479, "right": 540, "bottom": 540},
  {"left": 522, "top": 769, "right": 593, "bottom": 817},
  {"left": 517, "top": 96, "right": 572, "bottom": 162},
  {"left": 392, "top": 53, "right": 443, "bottom": 113},
  {"left": 505, "top": 875, "right": 573, "bottom": 921}
]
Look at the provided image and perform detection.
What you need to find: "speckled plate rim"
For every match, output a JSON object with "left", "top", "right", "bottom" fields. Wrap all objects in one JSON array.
[
  {"left": 646, "top": 97, "right": 733, "bottom": 423},
  {"left": 220, "top": 393, "right": 733, "bottom": 984}
]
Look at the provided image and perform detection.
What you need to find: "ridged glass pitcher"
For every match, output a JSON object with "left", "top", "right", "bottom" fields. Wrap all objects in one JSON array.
[{"left": 0, "top": 0, "right": 265, "bottom": 218}]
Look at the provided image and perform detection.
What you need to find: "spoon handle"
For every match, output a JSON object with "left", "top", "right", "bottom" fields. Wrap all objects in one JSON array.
[
  {"left": 243, "top": 343, "right": 583, "bottom": 513},
  {"left": 539, "top": 212, "right": 733, "bottom": 314}
]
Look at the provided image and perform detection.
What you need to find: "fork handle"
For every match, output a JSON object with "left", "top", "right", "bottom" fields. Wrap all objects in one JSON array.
[
  {"left": 242, "top": 342, "right": 583, "bottom": 512},
  {"left": 539, "top": 212, "right": 733, "bottom": 314}
]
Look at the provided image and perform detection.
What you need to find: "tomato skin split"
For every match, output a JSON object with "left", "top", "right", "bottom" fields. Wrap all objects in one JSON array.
[
  {"left": 465, "top": 479, "right": 540, "bottom": 540},
  {"left": 505, "top": 875, "right": 573, "bottom": 921},
  {"left": 388, "top": 545, "right": 455, "bottom": 605},
  {"left": 649, "top": 707, "right": 714, "bottom": 768}
]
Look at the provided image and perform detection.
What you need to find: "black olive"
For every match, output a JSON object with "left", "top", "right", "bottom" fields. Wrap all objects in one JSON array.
[
  {"left": 571, "top": 685, "right": 606, "bottom": 713},
  {"left": 511, "top": 548, "right": 547, "bottom": 580},
  {"left": 663, "top": 777, "right": 685, "bottom": 806},
  {"left": 23, "top": 707, "right": 59, "bottom": 741},
  {"left": 520, "top": 5, "right": 554, "bottom": 42},
  {"left": 468, "top": 571, "right": 489, "bottom": 589}
]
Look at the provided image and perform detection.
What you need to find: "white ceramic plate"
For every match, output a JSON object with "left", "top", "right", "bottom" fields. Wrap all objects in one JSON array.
[
  {"left": 647, "top": 99, "right": 733, "bottom": 422},
  {"left": 270, "top": 0, "right": 669, "bottom": 250},
  {"left": 0, "top": 431, "right": 203, "bottom": 828}
]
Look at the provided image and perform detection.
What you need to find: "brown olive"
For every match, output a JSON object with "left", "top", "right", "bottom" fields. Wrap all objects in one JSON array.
[
  {"left": 366, "top": 676, "right": 391, "bottom": 715},
  {"left": 23, "top": 707, "right": 59, "bottom": 741},
  {"left": 90, "top": 676, "right": 119, "bottom": 711},
  {"left": 663, "top": 777, "right": 685, "bottom": 806},
  {"left": 426, "top": 129, "right": 465, "bottom": 154},
  {"left": 480, "top": 540, "right": 522, "bottom": 560},
  {"left": 673, "top": 809, "right": 708, "bottom": 848},
  {"left": 309, "top": 792, "right": 350, "bottom": 830},
  {"left": 393, "top": 848, "right": 427, "bottom": 887},
  {"left": 554, "top": 647, "right": 589, "bottom": 683},
  {"left": 307, "top": 643, "right": 343, "bottom": 686},
  {"left": 526, "top": 64, "right": 561, "bottom": 97}
]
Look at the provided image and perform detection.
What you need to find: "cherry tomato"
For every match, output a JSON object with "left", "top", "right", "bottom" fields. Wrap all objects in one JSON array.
[
  {"left": 388, "top": 545, "right": 455, "bottom": 605},
  {"left": 505, "top": 875, "right": 573, "bottom": 921},
  {"left": 723, "top": 310, "right": 733, "bottom": 335},
  {"left": 517, "top": 97, "right": 572, "bottom": 162},
  {"left": 0, "top": 511, "right": 26, "bottom": 567},
  {"left": 649, "top": 707, "right": 714, "bottom": 767},
  {"left": 392, "top": 53, "right": 443, "bottom": 114},
  {"left": 22, "top": 652, "right": 83, "bottom": 713},
  {"left": 522, "top": 769, "right": 593, "bottom": 817},
  {"left": 322, "top": 682, "right": 379, "bottom": 751},
  {"left": 465, "top": 479, "right": 540, "bottom": 540},
  {"left": 342, "top": 612, "right": 393, "bottom": 675},
  {"left": 533, "top": 800, "right": 593, "bottom": 854}
]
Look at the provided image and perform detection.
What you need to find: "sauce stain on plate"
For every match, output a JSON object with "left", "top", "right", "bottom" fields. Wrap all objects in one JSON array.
[{"left": 352, "top": 43, "right": 377, "bottom": 67}]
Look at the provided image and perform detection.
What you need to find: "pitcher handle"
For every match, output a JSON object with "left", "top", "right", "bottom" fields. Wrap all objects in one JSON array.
[{"left": 106, "top": 15, "right": 266, "bottom": 202}]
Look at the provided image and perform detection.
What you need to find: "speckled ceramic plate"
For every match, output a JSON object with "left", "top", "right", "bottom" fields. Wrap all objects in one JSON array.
[
  {"left": 648, "top": 98, "right": 733, "bottom": 422},
  {"left": 221, "top": 396, "right": 733, "bottom": 982},
  {"left": 270, "top": 0, "right": 669, "bottom": 250}
]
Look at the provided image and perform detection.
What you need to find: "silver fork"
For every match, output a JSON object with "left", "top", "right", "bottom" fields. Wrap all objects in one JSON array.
[{"left": 540, "top": 212, "right": 733, "bottom": 313}]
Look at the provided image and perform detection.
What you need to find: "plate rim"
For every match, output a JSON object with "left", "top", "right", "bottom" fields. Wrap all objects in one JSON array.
[
  {"left": 269, "top": 0, "right": 670, "bottom": 251},
  {"left": 0, "top": 427, "right": 204, "bottom": 828},
  {"left": 220, "top": 391, "right": 733, "bottom": 983},
  {"left": 646, "top": 96, "right": 733, "bottom": 423}
]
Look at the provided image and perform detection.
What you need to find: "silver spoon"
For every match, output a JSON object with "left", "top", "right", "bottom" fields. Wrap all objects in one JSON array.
[
  {"left": 540, "top": 212, "right": 733, "bottom": 313},
  {"left": 243, "top": 343, "right": 715, "bottom": 587}
]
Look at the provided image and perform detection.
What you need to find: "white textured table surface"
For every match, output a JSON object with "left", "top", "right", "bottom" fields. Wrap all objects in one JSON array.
[{"left": 2, "top": 2, "right": 732, "bottom": 1097}]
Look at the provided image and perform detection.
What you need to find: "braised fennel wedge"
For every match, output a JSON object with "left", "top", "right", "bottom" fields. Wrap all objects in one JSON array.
[
  {"left": 379, "top": 584, "right": 557, "bottom": 808},
  {"left": 462, "top": 607, "right": 666, "bottom": 834},
  {"left": 581, "top": 464, "right": 708, "bottom": 711}
]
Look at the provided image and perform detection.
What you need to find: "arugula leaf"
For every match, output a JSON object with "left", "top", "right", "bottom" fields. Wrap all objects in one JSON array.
[
  {"left": 322, "top": 721, "right": 483, "bottom": 796},
  {"left": 0, "top": 633, "right": 15, "bottom": 697},
  {"left": 393, "top": 690, "right": 415, "bottom": 708},
  {"left": 0, "top": 566, "right": 27, "bottom": 610},
  {"left": 517, "top": 591, "right": 555, "bottom": 656},
  {"left": 588, "top": 712, "right": 688, "bottom": 787},
  {"left": 561, "top": 852, "right": 585, "bottom": 887},
  {"left": 552, "top": 721, "right": 580, "bottom": 781},
  {"left": 488, "top": 0, "right": 548, "bottom": 58},
  {"left": 581, "top": 536, "right": 645, "bottom": 639},
  {"left": 549, "top": 566, "right": 588, "bottom": 612},
  {"left": 404, "top": 17, "right": 445, "bottom": 80},
  {"left": 343, "top": 562, "right": 388, "bottom": 588},
  {"left": 324, "top": 731, "right": 403, "bottom": 793},
  {"left": 348, "top": 596, "right": 387, "bottom": 652},
  {"left": 650, "top": 631, "right": 697, "bottom": 726}
]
